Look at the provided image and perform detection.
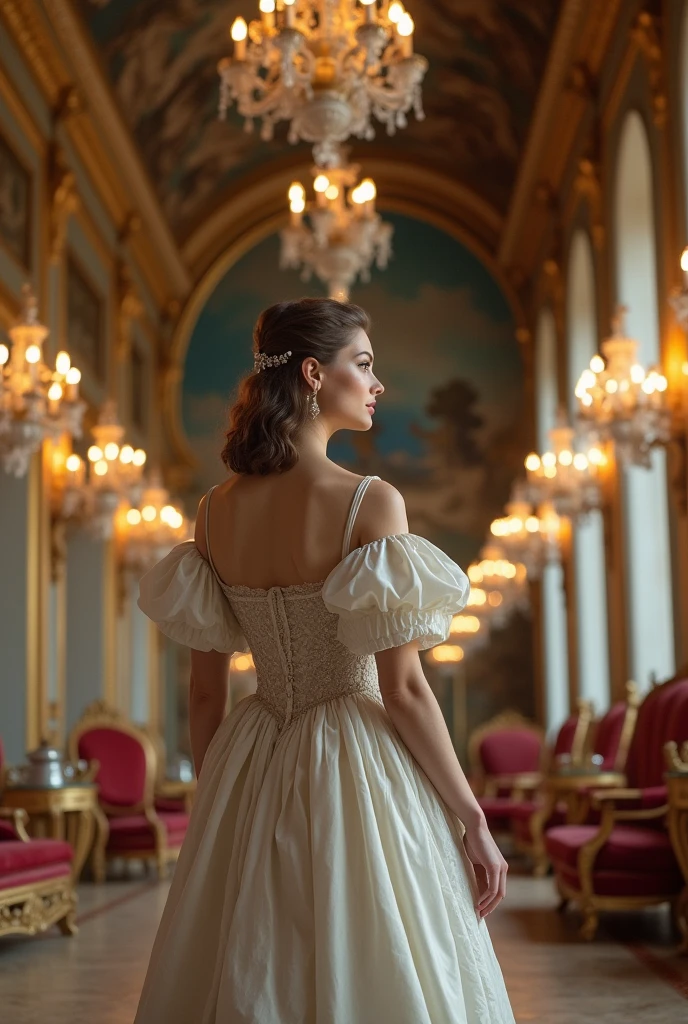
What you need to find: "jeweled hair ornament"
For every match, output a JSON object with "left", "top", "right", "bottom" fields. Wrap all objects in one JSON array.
[{"left": 253, "top": 350, "right": 292, "bottom": 373}]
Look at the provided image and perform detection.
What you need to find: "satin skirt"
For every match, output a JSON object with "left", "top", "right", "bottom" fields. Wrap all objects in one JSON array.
[{"left": 134, "top": 693, "right": 515, "bottom": 1024}]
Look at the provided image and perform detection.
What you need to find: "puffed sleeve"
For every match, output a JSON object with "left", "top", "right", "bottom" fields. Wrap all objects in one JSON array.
[
  {"left": 137, "top": 541, "right": 249, "bottom": 654},
  {"left": 321, "top": 533, "right": 470, "bottom": 655}
]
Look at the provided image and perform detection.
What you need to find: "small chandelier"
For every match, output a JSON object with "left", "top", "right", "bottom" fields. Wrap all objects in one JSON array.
[
  {"left": 218, "top": 0, "right": 427, "bottom": 167},
  {"left": 524, "top": 408, "right": 606, "bottom": 520},
  {"left": 467, "top": 546, "right": 528, "bottom": 630},
  {"left": 59, "top": 401, "right": 147, "bottom": 540},
  {"left": 490, "top": 485, "right": 561, "bottom": 581},
  {"left": 0, "top": 284, "right": 84, "bottom": 477},
  {"left": 575, "top": 306, "right": 670, "bottom": 468},
  {"left": 123, "top": 471, "right": 189, "bottom": 574},
  {"left": 280, "top": 159, "right": 392, "bottom": 299}
]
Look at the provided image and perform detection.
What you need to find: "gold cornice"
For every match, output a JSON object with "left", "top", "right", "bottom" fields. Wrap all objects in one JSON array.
[
  {"left": 500, "top": 0, "right": 626, "bottom": 270},
  {"left": 0, "top": 0, "right": 66, "bottom": 105}
]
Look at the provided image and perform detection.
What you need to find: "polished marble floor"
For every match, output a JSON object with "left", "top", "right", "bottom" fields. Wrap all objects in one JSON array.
[{"left": 0, "top": 865, "right": 686, "bottom": 1023}]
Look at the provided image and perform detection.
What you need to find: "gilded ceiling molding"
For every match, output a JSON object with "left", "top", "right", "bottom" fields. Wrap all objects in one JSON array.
[
  {"left": 4, "top": 0, "right": 191, "bottom": 304},
  {"left": 499, "top": 0, "right": 589, "bottom": 267},
  {"left": 48, "top": 143, "right": 79, "bottom": 264},
  {"left": 166, "top": 163, "right": 526, "bottom": 481},
  {"left": 500, "top": 0, "right": 628, "bottom": 272},
  {"left": 630, "top": 10, "right": 667, "bottom": 129}
]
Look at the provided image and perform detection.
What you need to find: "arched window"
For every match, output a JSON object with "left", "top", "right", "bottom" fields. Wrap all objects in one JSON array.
[
  {"left": 614, "top": 111, "right": 674, "bottom": 689},
  {"left": 566, "top": 230, "right": 610, "bottom": 710},
  {"left": 535, "top": 307, "right": 569, "bottom": 732}
]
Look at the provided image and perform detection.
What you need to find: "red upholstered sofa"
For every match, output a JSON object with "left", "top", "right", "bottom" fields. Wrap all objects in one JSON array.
[
  {"left": 68, "top": 702, "right": 189, "bottom": 881},
  {"left": 510, "top": 686, "right": 639, "bottom": 875},
  {"left": 0, "top": 739, "right": 77, "bottom": 938},
  {"left": 545, "top": 674, "right": 688, "bottom": 941}
]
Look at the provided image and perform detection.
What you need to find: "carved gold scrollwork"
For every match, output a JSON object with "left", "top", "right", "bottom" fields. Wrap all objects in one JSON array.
[
  {"left": 631, "top": 11, "right": 667, "bottom": 130},
  {"left": 0, "top": 881, "right": 77, "bottom": 938},
  {"left": 574, "top": 157, "right": 605, "bottom": 251},
  {"left": 116, "top": 261, "right": 144, "bottom": 363},
  {"left": 48, "top": 144, "right": 79, "bottom": 264}
]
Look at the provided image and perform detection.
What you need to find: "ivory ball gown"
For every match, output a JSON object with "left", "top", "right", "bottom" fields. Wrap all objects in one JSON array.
[{"left": 134, "top": 476, "right": 515, "bottom": 1024}]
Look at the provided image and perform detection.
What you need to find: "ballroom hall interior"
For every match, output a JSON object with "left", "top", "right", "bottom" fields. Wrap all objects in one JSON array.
[{"left": 2, "top": 1, "right": 688, "bottom": 1021}]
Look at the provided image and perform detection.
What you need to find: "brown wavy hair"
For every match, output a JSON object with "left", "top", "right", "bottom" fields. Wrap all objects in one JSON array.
[{"left": 222, "top": 298, "right": 371, "bottom": 475}]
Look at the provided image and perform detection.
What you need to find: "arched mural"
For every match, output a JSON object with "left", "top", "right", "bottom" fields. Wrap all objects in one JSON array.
[{"left": 182, "top": 212, "right": 526, "bottom": 568}]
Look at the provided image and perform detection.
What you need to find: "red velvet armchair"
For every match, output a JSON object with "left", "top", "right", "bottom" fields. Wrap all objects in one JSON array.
[
  {"left": 68, "top": 702, "right": 189, "bottom": 881},
  {"left": 510, "top": 688, "right": 639, "bottom": 875},
  {"left": 545, "top": 674, "right": 688, "bottom": 941},
  {"left": 469, "top": 711, "right": 547, "bottom": 837},
  {"left": 0, "top": 733, "right": 76, "bottom": 938}
]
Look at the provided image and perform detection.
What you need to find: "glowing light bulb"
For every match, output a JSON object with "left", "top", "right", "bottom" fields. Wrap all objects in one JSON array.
[
  {"left": 0, "top": 344, "right": 8, "bottom": 365},
  {"left": 630, "top": 364, "right": 645, "bottom": 384},
  {"left": 590, "top": 354, "right": 605, "bottom": 373},
  {"left": 525, "top": 453, "right": 541, "bottom": 472},
  {"left": 104, "top": 442, "right": 120, "bottom": 461},
  {"left": 313, "top": 174, "right": 329, "bottom": 193},
  {"left": 541, "top": 451, "right": 556, "bottom": 469},
  {"left": 119, "top": 445, "right": 134, "bottom": 464},
  {"left": 325, "top": 184, "right": 339, "bottom": 200},
  {"left": 572, "top": 453, "right": 588, "bottom": 471},
  {"left": 288, "top": 181, "right": 305, "bottom": 203},
  {"left": 66, "top": 454, "right": 81, "bottom": 473},
  {"left": 397, "top": 11, "right": 414, "bottom": 35},
  {"left": 47, "top": 382, "right": 63, "bottom": 402},
  {"left": 231, "top": 16, "right": 247, "bottom": 40},
  {"left": 681, "top": 246, "right": 688, "bottom": 272},
  {"left": 142, "top": 505, "right": 157, "bottom": 522},
  {"left": 25, "top": 345, "right": 41, "bottom": 364},
  {"left": 55, "top": 351, "right": 71, "bottom": 375},
  {"left": 94, "top": 460, "right": 108, "bottom": 476},
  {"left": 388, "top": 2, "right": 404, "bottom": 24},
  {"left": 525, "top": 516, "right": 539, "bottom": 533},
  {"left": 558, "top": 449, "right": 573, "bottom": 466},
  {"left": 133, "top": 449, "right": 147, "bottom": 467},
  {"left": 87, "top": 445, "right": 103, "bottom": 463},
  {"left": 126, "top": 508, "right": 142, "bottom": 526},
  {"left": 65, "top": 367, "right": 81, "bottom": 385}
]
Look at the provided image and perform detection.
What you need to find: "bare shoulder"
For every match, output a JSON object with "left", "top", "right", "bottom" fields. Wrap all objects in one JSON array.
[{"left": 355, "top": 477, "right": 409, "bottom": 547}]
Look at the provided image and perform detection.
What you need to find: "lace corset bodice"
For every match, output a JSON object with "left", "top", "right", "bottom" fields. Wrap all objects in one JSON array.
[
  {"left": 222, "top": 582, "right": 381, "bottom": 729},
  {"left": 137, "top": 476, "right": 471, "bottom": 720}
]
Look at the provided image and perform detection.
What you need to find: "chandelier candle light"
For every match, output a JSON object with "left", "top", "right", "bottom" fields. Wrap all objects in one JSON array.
[
  {"left": 524, "top": 408, "right": 605, "bottom": 521},
  {"left": 281, "top": 160, "right": 392, "bottom": 298},
  {"left": 490, "top": 484, "right": 561, "bottom": 581},
  {"left": 60, "top": 400, "right": 147, "bottom": 539},
  {"left": 575, "top": 305, "right": 670, "bottom": 468},
  {"left": 218, "top": 0, "right": 427, "bottom": 166},
  {"left": 124, "top": 471, "right": 188, "bottom": 574},
  {"left": 0, "top": 285, "right": 85, "bottom": 477}
]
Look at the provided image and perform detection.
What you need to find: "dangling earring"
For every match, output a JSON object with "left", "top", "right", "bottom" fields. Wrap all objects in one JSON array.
[{"left": 309, "top": 388, "right": 320, "bottom": 419}]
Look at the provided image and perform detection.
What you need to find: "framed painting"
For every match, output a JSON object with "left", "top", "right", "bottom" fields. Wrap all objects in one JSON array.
[
  {"left": 67, "top": 254, "right": 105, "bottom": 380},
  {"left": 0, "top": 133, "right": 31, "bottom": 269}
]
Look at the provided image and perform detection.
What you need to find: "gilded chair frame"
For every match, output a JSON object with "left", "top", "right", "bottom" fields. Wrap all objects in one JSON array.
[
  {"left": 0, "top": 807, "right": 77, "bottom": 938},
  {"left": 552, "top": 676, "right": 686, "bottom": 941},
  {"left": 468, "top": 710, "right": 546, "bottom": 800},
  {"left": 67, "top": 701, "right": 179, "bottom": 880},
  {"left": 522, "top": 685, "right": 640, "bottom": 876}
]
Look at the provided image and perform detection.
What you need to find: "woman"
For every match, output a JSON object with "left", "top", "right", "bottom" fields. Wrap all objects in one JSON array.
[{"left": 135, "top": 298, "right": 515, "bottom": 1023}]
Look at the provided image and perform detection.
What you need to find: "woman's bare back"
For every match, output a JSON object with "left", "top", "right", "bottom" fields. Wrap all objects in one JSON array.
[{"left": 198, "top": 463, "right": 385, "bottom": 590}]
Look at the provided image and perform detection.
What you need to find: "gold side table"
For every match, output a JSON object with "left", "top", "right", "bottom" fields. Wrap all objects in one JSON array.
[{"left": 2, "top": 783, "right": 106, "bottom": 882}]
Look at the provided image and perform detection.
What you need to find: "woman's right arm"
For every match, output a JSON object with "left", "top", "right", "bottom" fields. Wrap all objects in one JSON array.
[{"left": 357, "top": 481, "right": 508, "bottom": 918}]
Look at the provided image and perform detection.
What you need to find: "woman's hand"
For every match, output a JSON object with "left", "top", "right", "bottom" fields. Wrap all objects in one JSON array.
[{"left": 463, "top": 818, "right": 508, "bottom": 919}]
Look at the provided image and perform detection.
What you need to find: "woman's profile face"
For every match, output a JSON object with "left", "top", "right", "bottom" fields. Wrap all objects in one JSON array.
[{"left": 319, "top": 328, "right": 385, "bottom": 431}]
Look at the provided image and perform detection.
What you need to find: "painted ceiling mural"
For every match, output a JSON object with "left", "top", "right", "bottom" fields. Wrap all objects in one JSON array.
[{"left": 76, "top": 0, "right": 562, "bottom": 237}]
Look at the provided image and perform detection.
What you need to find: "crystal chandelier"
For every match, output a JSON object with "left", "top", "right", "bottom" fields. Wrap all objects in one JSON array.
[
  {"left": 280, "top": 159, "right": 393, "bottom": 299},
  {"left": 466, "top": 546, "right": 528, "bottom": 631},
  {"left": 123, "top": 471, "right": 189, "bottom": 574},
  {"left": 574, "top": 306, "right": 670, "bottom": 468},
  {"left": 490, "top": 485, "right": 561, "bottom": 581},
  {"left": 0, "top": 285, "right": 85, "bottom": 477},
  {"left": 524, "top": 409, "right": 606, "bottom": 521},
  {"left": 218, "top": 0, "right": 427, "bottom": 166},
  {"left": 58, "top": 401, "right": 147, "bottom": 540}
]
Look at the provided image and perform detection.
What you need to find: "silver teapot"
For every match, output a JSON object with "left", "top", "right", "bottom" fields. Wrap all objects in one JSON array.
[{"left": 6, "top": 741, "right": 88, "bottom": 788}]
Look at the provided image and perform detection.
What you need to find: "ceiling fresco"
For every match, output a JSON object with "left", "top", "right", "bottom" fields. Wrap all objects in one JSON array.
[{"left": 76, "top": 0, "right": 562, "bottom": 239}]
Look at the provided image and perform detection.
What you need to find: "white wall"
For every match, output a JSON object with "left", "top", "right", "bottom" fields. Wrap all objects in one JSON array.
[
  {"left": 614, "top": 112, "right": 675, "bottom": 691},
  {"left": 535, "top": 307, "right": 570, "bottom": 733},
  {"left": 566, "top": 231, "right": 611, "bottom": 711}
]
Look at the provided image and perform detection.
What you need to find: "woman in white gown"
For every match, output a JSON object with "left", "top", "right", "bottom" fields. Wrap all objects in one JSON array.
[{"left": 135, "top": 298, "right": 515, "bottom": 1023}]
